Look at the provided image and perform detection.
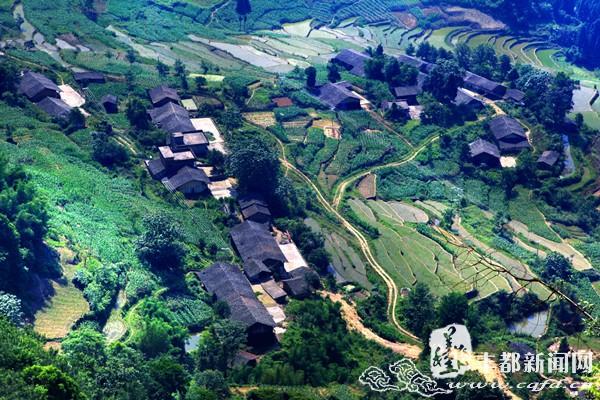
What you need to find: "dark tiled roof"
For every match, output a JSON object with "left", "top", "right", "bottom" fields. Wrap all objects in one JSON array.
[
  {"left": 238, "top": 193, "right": 268, "bottom": 210},
  {"left": 464, "top": 72, "right": 506, "bottom": 96},
  {"left": 73, "top": 71, "right": 105, "bottom": 83},
  {"left": 101, "top": 94, "right": 118, "bottom": 105},
  {"left": 230, "top": 221, "right": 287, "bottom": 265},
  {"left": 261, "top": 279, "right": 287, "bottom": 301},
  {"left": 537, "top": 150, "right": 560, "bottom": 166},
  {"left": 163, "top": 166, "right": 209, "bottom": 191},
  {"left": 317, "top": 82, "right": 361, "bottom": 109},
  {"left": 145, "top": 158, "right": 167, "bottom": 178},
  {"left": 148, "top": 85, "right": 180, "bottom": 105},
  {"left": 333, "top": 49, "right": 371, "bottom": 77},
  {"left": 397, "top": 54, "right": 434, "bottom": 73},
  {"left": 244, "top": 259, "right": 272, "bottom": 282},
  {"left": 505, "top": 88, "right": 525, "bottom": 103},
  {"left": 241, "top": 203, "right": 271, "bottom": 221},
  {"left": 197, "top": 262, "right": 275, "bottom": 328},
  {"left": 18, "top": 71, "right": 59, "bottom": 100},
  {"left": 393, "top": 85, "right": 420, "bottom": 98},
  {"left": 469, "top": 138, "right": 500, "bottom": 159},
  {"left": 37, "top": 97, "right": 72, "bottom": 119},
  {"left": 498, "top": 140, "right": 530, "bottom": 152},
  {"left": 149, "top": 102, "right": 195, "bottom": 134},
  {"left": 283, "top": 276, "right": 310, "bottom": 298},
  {"left": 489, "top": 116, "right": 527, "bottom": 141},
  {"left": 454, "top": 88, "right": 483, "bottom": 108}
]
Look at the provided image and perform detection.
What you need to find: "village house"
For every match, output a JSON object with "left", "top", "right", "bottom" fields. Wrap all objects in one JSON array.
[
  {"left": 230, "top": 221, "right": 289, "bottom": 280},
  {"left": 537, "top": 150, "right": 561, "bottom": 169},
  {"left": 393, "top": 85, "right": 421, "bottom": 105},
  {"left": 488, "top": 116, "right": 530, "bottom": 153},
  {"left": 197, "top": 262, "right": 276, "bottom": 345},
  {"left": 73, "top": 71, "right": 106, "bottom": 86},
  {"left": 244, "top": 259, "right": 273, "bottom": 284},
  {"left": 261, "top": 279, "right": 287, "bottom": 304},
  {"left": 238, "top": 193, "right": 272, "bottom": 224},
  {"left": 101, "top": 94, "right": 118, "bottom": 114},
  {"left": 317, "top": 81, "right": 362, "bottom": 111},
  {"left": 167, "top": 131, "right": 209, "bottom": 157},
  {"left": 282, "top": 266, "right": 320, "bottom": 299},
  {"left": 463, "top": 72, "right": 507, "bottom": 100},
  {"left": 454, "top": 88, "right": 484, "bottom": 111},
  {"left": 162, "top": 166, "right": 210, "bottom": 195},
  {"left": 504, "top": 88, "right": 526, "bottom": 104},
  {"left": 18, "top": 71, "right": 60, "bottom": 102},
  {"left": 397, "top": 54, "right": 435, "bottom": 73},
  {"left": 469, "top": 138, "right": 501, "bottom": 167},
  {"left": 331, "top": 49, "right": 371, "bottom": 77},
  {"left": 158, "top": 145, "right": 195, "bottom": 171},
  {"left": 37, "top": 97, "right": 72, "bottom": 119},
  {"left": 381, "top": 100, "right": 410, "bottom": 115},
  {"left": 148, "top": 102, "right": 195, "bottom": 134},
  {"left": 148, "top": 85, "right": 181, "bottom": 107}
]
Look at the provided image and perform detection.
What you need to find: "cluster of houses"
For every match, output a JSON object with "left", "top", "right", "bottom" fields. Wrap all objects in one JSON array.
[
  {"left": 196, "top": 194, "right": 320, "bottom": 346},
  {"left": 18, "top": 69, "right": 121, "bottom": 120},
  {"left": 328, "top": 49, "right": 525, "bottom": 119},
  {"left": 144, "top": 85, "right": 231, "bottom": 197}
]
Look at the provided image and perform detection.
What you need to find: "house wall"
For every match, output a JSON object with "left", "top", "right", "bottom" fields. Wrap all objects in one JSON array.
[{"left": 180, "top": 181, "right": 207, "bottom": 195}]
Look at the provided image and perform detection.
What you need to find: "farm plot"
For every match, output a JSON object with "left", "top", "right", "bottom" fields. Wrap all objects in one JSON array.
[
  {"left": 34, "top": 262, "right": 89, "bottom": 340},
  {"left": 243, "top": 112, "right": 277, "bottom": 127},
  {"left": 305, "top": 218, "right": 371, "bottom": 288},
  {"left": 348, "top": 198, "right": 505, "bottom": 297}
]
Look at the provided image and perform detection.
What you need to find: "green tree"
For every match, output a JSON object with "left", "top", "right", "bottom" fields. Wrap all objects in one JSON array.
[
  {"left": 91, "top": 130, "right": 129, "bottom": 167},
  {"left": 126, "top": 98, "right": 150, "bottom": 130},
  {"left": 437, "top": 292, "right": 469, "bottom": 326},
  {"left": 402, "top": 283, "right": 435, "bottom": 338},
  {"left": 227, "top": 136, "right": 281, "bottom": 197},
  {"left": 0, "top": 60, "right": 19, "bottom": 94},
  {"left": 0, "top": 291, "right": 24, "bottom": 325},
  {"left": 174, "top": 59, "right": 189, "bottom": 90},
  {"left": 156, "top": 61, "right": 170, "bottom": 78},
  {"left": 196, "top": 320, "right": 246, "bottom": 372},
  {"left": 235, "top": 0, "right": 252, "bottom": 31},
  {"left": 424, "top": 59, "right": 464, "bottom": 104},
  {"left": 23, "top": 365, "right": 83, "bottom": 400},
  {"left": 327, "top": 63, "right": 341, "bottom": 83},
  {"left": 148, "top": 355, "right": 188, "bottom": 400},
  {"left": 126, "top": 49, "right": 137, "bottom": 64},
  {"left": 136, "top": 214, "right": 186, "bottom": 270},
  {"left": 542, "top": 252, "right": 573, "bottom": 282},
  {"left": 305, "top": 66, "right": 317, "bottom": 89}
]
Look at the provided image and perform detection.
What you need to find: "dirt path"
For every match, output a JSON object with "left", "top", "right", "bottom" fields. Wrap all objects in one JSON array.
[
  {"left": 367, "top": 109, "right": 414, "bottom": 149},
  {"left": 323, "top": 292, "right": 422, "bottom": 358},
  {"left": 332, "top": 135, "right": 440, "bottom": 209}
]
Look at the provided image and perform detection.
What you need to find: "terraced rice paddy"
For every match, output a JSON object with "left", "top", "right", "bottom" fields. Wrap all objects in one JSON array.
[{"left": 348, "top": 198, "right": 513, "bottom": 298}]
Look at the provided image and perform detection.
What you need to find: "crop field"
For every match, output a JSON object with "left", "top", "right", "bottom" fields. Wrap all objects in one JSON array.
[
  {"left": 305, "top": 217, "right": 371, "bottom": 288},
  {"left": 348, "top": 199, "right": 511, "bottom": 298},
  {"left": 33, "top": 262, "right": 89, "bottom": 340},
  {"left": 508, "top": 188, "right": 562, "bottom": 243},
  {"left": 0, "top": 104, "right": 227, "bottom": 266}
]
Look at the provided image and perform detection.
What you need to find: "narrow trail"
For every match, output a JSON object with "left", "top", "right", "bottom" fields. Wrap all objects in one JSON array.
[
  {"left": 332, "top": 135, "right": 440, "bottom": 209},
  {"left": 367, "top": 109, "right": 414, "bottom": 149}
]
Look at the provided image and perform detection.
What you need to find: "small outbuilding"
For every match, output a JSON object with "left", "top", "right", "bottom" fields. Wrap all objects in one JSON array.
[
  {"left": 73, "top": 71, "right": 106, "bottom": 85},
  {"left": 238, "top": 193, "right": 272, "bottom": 224},
  {"left": 463, "top": 71, "right": 507, "bottom": 100},
  {"left": 454, "top": 88, "right": 484, "bottom": 111},
  {"left": 393, "top": 85, "right": 421, "bottom": 105},
  {"left": 396, "top": 54, "right": 435, "bottom": 73},
  {"left": 244, "top": 259, "right": 273, "bottom": 284},
  {"left": 271, "top": 97, "right": 293, "bottom": 108},
  {"left": 261, "top": 279, "right": 287, "bottom": 304},
  {"left": 469, "top": 138, "right": 501, "bottom": 167},
  {"left": 489, "top": 116, "right": 530, "bottom": 153},
  {"left": 537, "top": 150, "right": 560, "bottom": 169},
  {"left": 168, "top": 131, "right": 209, "bottom": 157},
  {"left": 101, "top": 94, "right": 118, "bottom": 114}
]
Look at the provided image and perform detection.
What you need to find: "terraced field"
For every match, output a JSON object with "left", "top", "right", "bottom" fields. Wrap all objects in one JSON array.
[{"left": 347, "top": 198, "right": 513, "bottom": 298}]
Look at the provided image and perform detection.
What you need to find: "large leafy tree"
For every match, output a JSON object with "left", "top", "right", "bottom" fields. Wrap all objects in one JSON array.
[
  {"left": 424, "top": 59, "right": 464, "bottom": 104},
  {"left": 136, "top": 214, "right": 186, "bottom": 270},
  {"left": 227, "top": 136, "right": 281, "bottom": 197},
  {"left": 402, "top": 282, "right": 435, "bottom": 338}
]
